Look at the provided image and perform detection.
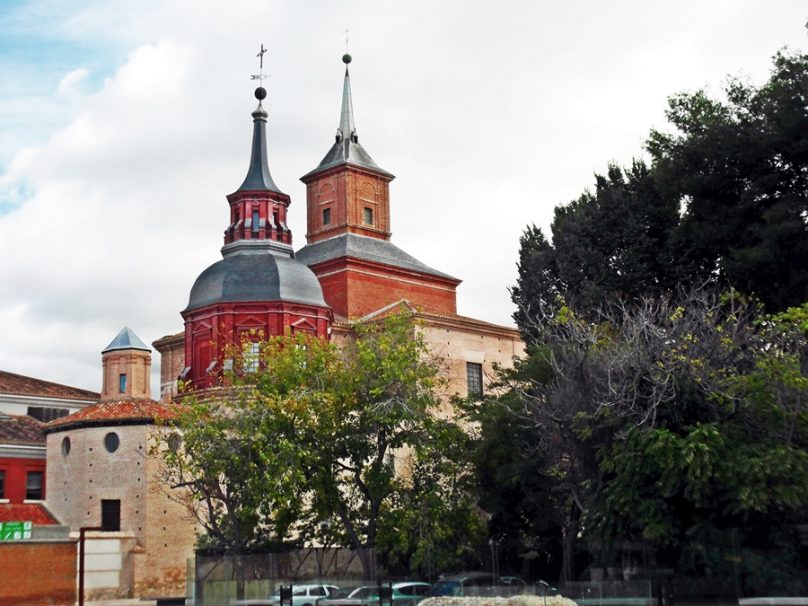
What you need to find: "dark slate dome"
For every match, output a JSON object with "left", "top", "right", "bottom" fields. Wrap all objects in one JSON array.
[{"left": 185, "top": 254, "right": 327, "bottom": 312}]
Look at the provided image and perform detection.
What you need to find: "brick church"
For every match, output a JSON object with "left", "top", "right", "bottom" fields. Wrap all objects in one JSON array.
[
  {"left": 154, "top": 54, "right": 523, "bottom": 405},
  {"left": 1, "top": 54, "right": 523, "bottom": 601}
]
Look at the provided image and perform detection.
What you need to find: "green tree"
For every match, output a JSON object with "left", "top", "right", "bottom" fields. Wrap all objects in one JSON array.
[
  {"left": 649, "top": 51, "right": 808, "bottom": 312},
  {"left": 484, "top": 287, "right": 808, "bottom": 587},
  {"left": 158, "top": 313, "right": 473, "bottom": 581},
  {"left": 512, "top": 49, "right": 808, "bottom": 333}
]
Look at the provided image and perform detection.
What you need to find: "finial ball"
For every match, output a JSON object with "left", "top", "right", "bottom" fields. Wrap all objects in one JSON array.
[
  {"left": 255, "top": 87, "right": 267, "bottom": 100},
  {"left": 342, "top": 53, "right": 352, "bottom": 65}
]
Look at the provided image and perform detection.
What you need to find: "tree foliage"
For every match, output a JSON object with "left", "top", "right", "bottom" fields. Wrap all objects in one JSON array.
[
  {"left": 158, "top": 313, "right": 480, "bottom": 579},
  {"left": 512, "top": 50, "right": 808, "bottom": 336},
  {"left": 477, "top": 286, "right": 808, "bottom": 588}
]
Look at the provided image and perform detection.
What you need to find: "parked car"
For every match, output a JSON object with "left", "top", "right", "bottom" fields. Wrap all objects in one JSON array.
[
  {"left": 391, "top": 582, "right": 431, "bottom": 606},
  {"left": 426, "top": 573, "right": 496, "bottom": 598},
  {"left": 269, "top": 584, "right": 340, "bottom": 606},
  {"left": 500, "top": 576, "right": 527, "bottom": 586},
  {"left": 318, "top": 582, "right": 430, "bottom": 606}
]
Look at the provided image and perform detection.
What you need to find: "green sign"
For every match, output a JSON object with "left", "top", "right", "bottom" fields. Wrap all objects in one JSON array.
[{"left": 0, "top": 521, "right": 32, "bottom": 541}]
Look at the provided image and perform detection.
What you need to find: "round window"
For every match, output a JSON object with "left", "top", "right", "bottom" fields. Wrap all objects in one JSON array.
[
  {"left": 104, "top": 432, "right": 120, "bottom": 453},
  {"left": 61, "top": 436, "right": 71, "bottom": 456},
  {"left": 168, "top": 433, "right": 181, "bottom": 453}
]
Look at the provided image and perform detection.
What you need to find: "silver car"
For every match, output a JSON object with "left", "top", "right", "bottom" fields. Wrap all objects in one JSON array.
[{"left": 269, "top": 584, "right": 340, "bottom": 606}]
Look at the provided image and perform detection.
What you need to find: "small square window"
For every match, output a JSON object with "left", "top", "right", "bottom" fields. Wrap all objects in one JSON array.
[
  {"left": 26, "top": 471, "right": 43, "bottom": 500},
  {"left": 466, "top": 362, "right": 483, "bottom": 397},
  {"left": 363, "top": 207, "right": 374, "bottom": 225},
  {"left": 322, "top": 208, "right": 331, "bottom": 225},
  {"left": 119, "top": 373, "right": 127, "bottom": 393}
]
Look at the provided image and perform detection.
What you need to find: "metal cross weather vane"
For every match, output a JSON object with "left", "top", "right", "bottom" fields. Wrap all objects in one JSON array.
[
  {"left": 251, "top": 43, "right": 268, "bottom": 85},
  {"left": 343, "top": 25, "right": 351, "bottom": 52}
]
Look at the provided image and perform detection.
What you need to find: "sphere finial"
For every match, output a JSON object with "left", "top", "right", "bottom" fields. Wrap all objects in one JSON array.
[
  {"left": 255, "top": 87, "right": 267, "bottom": 101},
  {"left": 342, "top": 53, "right": 352, "bottom": 65}
]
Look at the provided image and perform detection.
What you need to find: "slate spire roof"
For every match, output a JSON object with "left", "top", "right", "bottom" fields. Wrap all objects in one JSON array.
[
  {"left": 102, "top": 327, "right": 150, "bottom": 353},
  {"left": 303, "top": 55, "right": 392, "bottom": 179},
  {"left": 235, "top": 91, "right": 285, "bottom": 194}
]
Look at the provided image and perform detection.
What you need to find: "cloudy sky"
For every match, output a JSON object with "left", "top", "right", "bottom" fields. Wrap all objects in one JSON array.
[{"left": 0, "top": 0, "right": 805, "bottom": 396}]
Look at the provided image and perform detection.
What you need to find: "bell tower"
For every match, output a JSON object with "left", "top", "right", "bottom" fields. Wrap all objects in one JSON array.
[
  {"left": 296, "top": 55, "right": 461, "bottom": 319},
  {"left": 301, "top": 54, "right": 395, "bottom": 245}
]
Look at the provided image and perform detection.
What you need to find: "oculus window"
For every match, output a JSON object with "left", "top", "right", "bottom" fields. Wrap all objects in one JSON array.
[{"left": 104, "top": 432, "right": 120, "bottom": 453}]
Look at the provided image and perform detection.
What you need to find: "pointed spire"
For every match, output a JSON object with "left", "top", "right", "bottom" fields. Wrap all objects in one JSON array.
[
  {"left": 102, "top": 327, "right": 150, "bottom": 353},
  {"left": 338, "top": 54, "right": 356, "bottom": 143},
  {"left": 302, "top": 54, "right": 392, "bottom": 179},
  {"left": 236, "top": 87, "right": 285, "bottom": 194}
]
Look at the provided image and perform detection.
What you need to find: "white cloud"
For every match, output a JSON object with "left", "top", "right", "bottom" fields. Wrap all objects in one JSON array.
[
  {"left": 0, "top": 0, "right": 806, "bottom": 396},
  {"left": 56, "top": 68, "right": 89, "bottom": 98}
]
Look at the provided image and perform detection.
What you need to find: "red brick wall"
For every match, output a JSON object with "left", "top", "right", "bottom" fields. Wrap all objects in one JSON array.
[
  {"left": 314, "top": 258, "right": 458, "bottom": 319},
  {"left": 0, "top": 457, "right": 46, "bottom": 503},
  {"left": 0, "top": 540, "right": 77, "bottom": 606}
]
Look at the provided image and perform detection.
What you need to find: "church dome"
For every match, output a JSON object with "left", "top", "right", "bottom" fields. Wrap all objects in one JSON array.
[{"left": 184, "top": 253, "right": 327, "bottom": 312}]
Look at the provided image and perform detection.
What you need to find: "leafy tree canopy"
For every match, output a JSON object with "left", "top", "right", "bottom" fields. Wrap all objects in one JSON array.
[
  {"left": 512, "top": 50, "right": 808, "bottom": 335},
  {"left": 158, "top": 313, "right": 481, "bottom": 579}
]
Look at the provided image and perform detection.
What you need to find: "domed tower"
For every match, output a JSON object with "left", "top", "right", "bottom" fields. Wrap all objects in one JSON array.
[{"left": 181, "top": 85, "right": 332, "bottom": 389}]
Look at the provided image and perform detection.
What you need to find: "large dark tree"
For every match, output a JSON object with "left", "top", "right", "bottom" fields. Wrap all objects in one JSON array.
[
  {"left": 650, "top": 50, "right": 808, "bottom": 312},
  {"left": 512, "top": 50, "right": 808, "bottom": 335}
]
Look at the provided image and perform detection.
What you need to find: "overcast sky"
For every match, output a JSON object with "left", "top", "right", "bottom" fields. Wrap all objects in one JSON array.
[{"left": 0, "top": 0, "right": 806, "bottom": 396}]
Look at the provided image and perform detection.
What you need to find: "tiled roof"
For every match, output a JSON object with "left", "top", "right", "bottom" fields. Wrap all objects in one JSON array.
[
  {"left": 296, "top": 233, "right": 459, "bottom": 282},
  {"left": 0, "top": 370, "right": 99, "bottom": 401},
  {"left": 0, "top": 503, "right": 58, "bottom": 525},
  {"left": 354, "top": 299, "right": 522, "bottom": 335},
  {"left": 45, "top": 398, "right": 175, "bottom": 432},
  {"left": 0, "top": 414, "right": 44, "bottom": 447}
]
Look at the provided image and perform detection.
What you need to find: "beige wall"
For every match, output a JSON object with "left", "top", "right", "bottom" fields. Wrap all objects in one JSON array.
[
  {"left": 101, "top": 349, "right": 151, "bottom": 401},
  {"left": 46, "top": 424, "right": 196, "bottom": 597},
  {"left": 419, "top": 317, "right": 524, "bottom": 412}
]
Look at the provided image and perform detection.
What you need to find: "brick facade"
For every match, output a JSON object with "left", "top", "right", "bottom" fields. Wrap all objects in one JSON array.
[
  {"left": 309, "top": 256, "right": 459, "bottom": 319},
  {"left": 45, "top": 423, "right": 196, "bottom": 597},
  {"left": 303, "top": 165, "right": 393, "bottom": 244},
  {"left": 0, "top": 539, "right": 77, "bottom": 606}
]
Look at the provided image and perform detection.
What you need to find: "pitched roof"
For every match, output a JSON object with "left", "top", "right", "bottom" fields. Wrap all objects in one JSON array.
[
  {"left": 302, "top": 60, "right": 392, "bottom": 180},
  {"left": 0, "top": 414, "right": 45, "bottom": 447},
  {"left": 102, "top": 326, "right": 151, "bottom": 353},
  {"left": 296, "top": 233, "right": 458, "bottom": 281},
  {"left": 0, "top": 370, "right": 99, "bottom": 401},
  {"left": 0, "top": 503, "right": 58, "bottom": 525},
  {"left": 45, "top": 398, "right": 174, "bottom": 433}
]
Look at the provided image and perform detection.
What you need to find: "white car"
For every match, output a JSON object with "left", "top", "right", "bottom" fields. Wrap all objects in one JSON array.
[{"left": 268, "top": 584, "right": 340, "bottom": 606}]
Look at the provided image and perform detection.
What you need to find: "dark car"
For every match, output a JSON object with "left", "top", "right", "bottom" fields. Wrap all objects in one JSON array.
[{"left": 426, "top": 573, "right": 496, "bottom": 598}]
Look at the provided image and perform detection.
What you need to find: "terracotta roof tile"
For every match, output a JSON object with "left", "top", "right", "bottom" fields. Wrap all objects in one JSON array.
[
  {"left": 45, "top": 398, "right": 175, "bottom": 432},
  {"left": 0, "top": 503, "right": 58, "bottom": 525},
  {"left": 0, "top": 370, "right": 99, "bottom": 401},
  {"left": 0, "top": 415, "right": 45, "bottom": 447}
]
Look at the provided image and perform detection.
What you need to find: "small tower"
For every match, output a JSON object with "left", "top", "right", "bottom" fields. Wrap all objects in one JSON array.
[
  {"left": 300, "top": 53, "right": 395, "bottom": 244},
  {"left": 296, "top": 56, "right": 460, "bottom": 319},
  {"left": 101, "top": 327, "right": 151, "bottom": 400}
]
